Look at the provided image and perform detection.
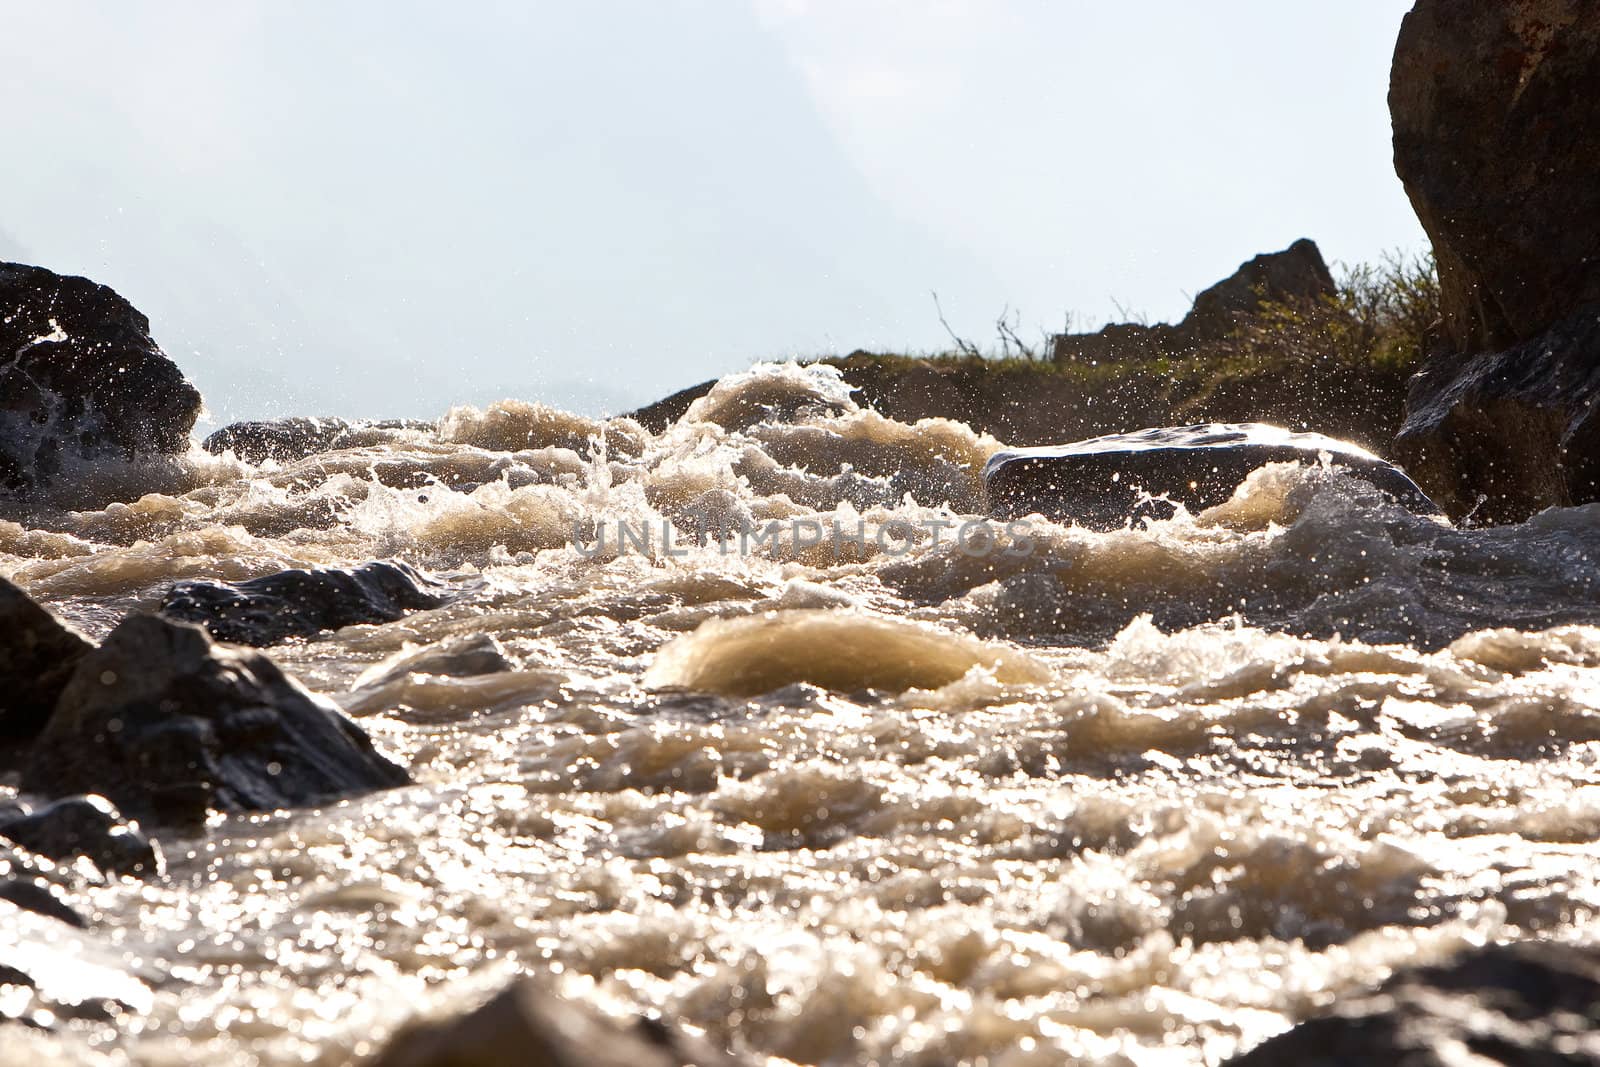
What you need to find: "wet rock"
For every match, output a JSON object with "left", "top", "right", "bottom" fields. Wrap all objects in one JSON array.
[
  {"left": 1227, "top": 941, "right": 1600, "bottom": 1066},
  {"left": 202, "top": 417, "right": 435, "bottom": 464},
  {"left": 1052, "top": 239, "right": 1336, "bottom": 362},
  {"left": 21, "top": 613, "right": 409, "bottom": 827},
  {"left": 1389, "top": 2, "right": 1600, "bottom": 521},
  {"left": 159, "top": 560, "right": 450, "bottom": 647},
  {"left": 0, "top": 876, "right": 87, "bottom": 928},
  {"left": 353, "top": 633, "right": 514, "bottom": 691},
  {"left": 985, "top": 423, "right": 1440, "bottom": 529},
  {"left": 0, "top": 261, "right": 202, "bottom": 492},
  {"left": 1397, "top": 306, "right": 1600, "bottom": 522},
  {"left": 371, "top": 977, "right": 748, "bottom": 1067},
  {"left": 0, "top": 899, "right": 153, "bottom": 1027},
  {"left": 0, "top": 795, "right": 159, "bottom": 877},
  {"left": 0, "top": 576, "right": 92, "bottom": 739}
]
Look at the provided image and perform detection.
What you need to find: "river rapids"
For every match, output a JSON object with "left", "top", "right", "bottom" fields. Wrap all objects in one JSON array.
[{"left": 4, "top": 362, "right": 1600, "bottom": 1065}]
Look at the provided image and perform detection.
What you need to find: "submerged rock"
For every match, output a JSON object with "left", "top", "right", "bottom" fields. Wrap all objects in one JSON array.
[
  {"left": 0, "top": 795, "right": 159, "bottom": 877},
  {"left": 1389, "top": 2, "right": 1600, "bottom": 520},
  {"left": 0, "top": 874, "right": 86, "bottom": 929},
  {"left": 984, "top": 423, "right": 1440, "bottom": 528},
  {"left": 0, "top": 899, "right": 153, "bottom": 1028},
  {"left": 21, "top": 614, "right": 409, "bottom": 827},
  {"left": 202, "top": 417, "right": 436, "bottom": 464},
  {"left": 159, "top": 560, "right": 450, "bottom": 647},
  {"left": 0, "top": 261, "right": 202, "bottom": 492},
  {"left": 0, "top": 576, "right": 92, "bottom": 739},
  {"left": 371, "top": 978, "right": 748, "bottom": 1067},
  {"left": 1227, "top": 941, "right": 1600, "bottom": 1065}
]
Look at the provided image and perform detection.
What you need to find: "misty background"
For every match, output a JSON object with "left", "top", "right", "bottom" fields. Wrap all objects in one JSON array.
[{"left": 1, "top": 1, "right": 1424, "bottom": 430}]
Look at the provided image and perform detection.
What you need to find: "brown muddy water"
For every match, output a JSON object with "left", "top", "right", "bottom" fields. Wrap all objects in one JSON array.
[{"left": 4, "top": 362, "right": 1600, "bottom": 1065}]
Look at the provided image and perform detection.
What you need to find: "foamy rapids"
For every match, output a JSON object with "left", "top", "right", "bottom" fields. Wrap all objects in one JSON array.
[{"left": 4, "top": 362, "right": 1600, "bottom": 1065}]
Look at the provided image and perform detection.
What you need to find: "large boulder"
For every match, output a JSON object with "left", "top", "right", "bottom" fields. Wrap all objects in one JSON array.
[
  {"left": 0, "top": 262, "right": 202, "bottom": 491},
  {"left": 0, "top": 576, "right": 92, "bottom": 740},
  {"left": 371, "top": 978, "right": 748, "bottom": 1067},
  {"left": 1052, "top": 239, "right": 1336, "bottom": 362},
  {"left": 984, "top": 423, "right": 1440, "bottom": 529},
  {"left": 1226, "top": 941, "right": 1600, "bottom": 1065},
  {"left": 158, "top": 560, "right": 450, "bottom": 647},
  {"left": 21, "top": 614, "right": 409, "bottom": 827},
  {"left": 1390, "top": 2, "right": 1600, "bottom": 521}
]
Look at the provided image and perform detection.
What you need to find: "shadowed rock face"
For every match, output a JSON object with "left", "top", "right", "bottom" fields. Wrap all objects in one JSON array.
[
  {"left": 1226, "top": 942, "right": 1600, "bottom": 1066},
  {"left": 22, "top": 614, "right": 409, "bottom": 827},
  {"left": 1391, "top": 1, "right": 1600, "bottom": 355},
  {"left": 0, "top": 262, "right": 201, "bottom": 491},
  {"left": 159, "top": 560, "right": 450, "bottom": 647},
  {"left": 1390, "top": 1, "right": 1600, "bottom": 521},
  {"left": 371, "top": 978, "right": 749, "bottom": 1067},
  {"left": 0, "top": 576, "right": 92, "bottom": 739},
  {"left": 984, "top": 423, "right": 1440, "bottom": 529}
]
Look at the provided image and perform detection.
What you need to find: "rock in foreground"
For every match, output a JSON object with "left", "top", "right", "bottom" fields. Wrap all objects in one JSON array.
[
  {"left": 159, "top": 560, "right": 449, "bottom": 647},
  {"left": 0, "top": 262, "right": 202, "bottom": 492},
  {"left": 1227, "top": 941, "right": 1600, "bottom": 1065},
  {"left": 0, "top": 576, "right": 92, "bottom": 739},
  {"left": 984, "top": 423, "right": 1439, "bottom": 528},
  {"left": 22, "top": 614, "right": 408, "bottom": 827},
  {"left": 1390, "top": 1, "right": 1600, "bottom": 521},
  {"left": 371, "top": 978, "right": 748, "bottom": 1067}
]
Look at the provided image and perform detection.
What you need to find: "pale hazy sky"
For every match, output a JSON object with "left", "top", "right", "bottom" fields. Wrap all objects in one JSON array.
[{"left": 1, "top": 1, "right": 1424, "bottom": 428}]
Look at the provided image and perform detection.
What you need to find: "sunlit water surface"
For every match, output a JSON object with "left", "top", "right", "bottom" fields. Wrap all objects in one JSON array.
[{"left": 4, "top": 363, "right": 1600, "bottom": 1065}]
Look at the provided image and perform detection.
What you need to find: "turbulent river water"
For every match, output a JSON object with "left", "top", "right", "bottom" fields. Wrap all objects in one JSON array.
[{"left": 4, "top": 362, "right": 1600, "bottom": 1065}]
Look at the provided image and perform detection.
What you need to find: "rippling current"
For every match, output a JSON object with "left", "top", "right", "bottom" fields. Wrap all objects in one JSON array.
[{"left": 4, "top": 362, "right": 1600, "bottom": 1065}]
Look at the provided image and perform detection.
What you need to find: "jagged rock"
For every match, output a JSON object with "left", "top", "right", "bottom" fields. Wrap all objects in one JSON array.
[
  {"left": 985, "top": 423, "right": 1440, "bottom": 529},
  {"left": 1052, "top": 239, "right": 1336, "bottom": 362},
  {"left": 1226, "top": 941, "right": 1600, "bottom": 1065},
  {"left": 370, "top": 978, "right": 748, "bottom": 1067},
  {"left": 21, "top": 614, "right": 409, "bottom": 827},
  {"left": 0, "top": 576, "right": 92, "bottom": 739},
  {"left": 0, "top": 795, "right": 159, "bottom": 878},
  {"left": 0, "top": 262, "right": 202, "bottom": 492},
  {"left": 159, "top": 560, "right": 449, "bottom": 647},
  {"left": 1397, "top": 306, "right": 1600, "bottom": 522},
  {"left": 202, "top": 417, "right": 435, "bottom": 465},
  {"left": 1390, "top": 2, "right": 1600, "bottom": 521}
]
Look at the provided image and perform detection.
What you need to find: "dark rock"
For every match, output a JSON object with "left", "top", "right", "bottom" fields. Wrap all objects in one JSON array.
[
  {"left": 1389, "top": 3, "right": 1600, "bottom": 522},
  {"left": 357, "top": 634, "right": 514, "bottom": 690},
  {"left": 1226, "top": 941, "right": 1600, "bottom": 1065},
  {"left": 0, "top": 576, "right": 92, "bottom": 739},
  {"left": 159, "top": 560, "right": 450, "bottom": 647},
  {"left": 1052, "top": 239, "right": 1336, "bottom": 362},
  {"left": 985, "top": 423, "right": 1440, "bottom": 529},
  {"left": 0, "top": 261, "right": 202, "bottom": 492},
  {"left": 0, "top": 899, "right": 152, "bottom": 1027},
  {"left": 1179, "top": 238, "right": 1338, "bottom": 344},
  {"left": 21, "top": 614, "right": 409, "bottom": 827},
  {"left": 202, "top": 417, "right": 436, "bottom": 465},
  {"left": 1397, "top": 305, "right": 1600, "bottom": 522},
  {"left": 0, "top": 877, "right": 87, "bottom": 928},
  {"left": 370, "top": 977, "right": 748, "bottom": 1067},
  {"left": 1391, "top": 1, "right": 1600, "bottom": 356},
  {"left": 0, "top": 795, "right": 159, "bottom": 877}
]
